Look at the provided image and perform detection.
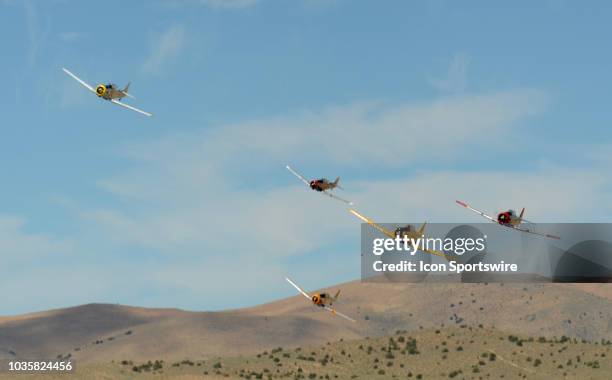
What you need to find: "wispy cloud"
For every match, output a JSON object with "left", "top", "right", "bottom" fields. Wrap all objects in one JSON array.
[
  {"left": 7, "top": 88, "right": 612, "bottom": 313},
  {"left": 23, "top": 0, "right": 39, "bottom": 67},
  {"left": 0, "top": 216, "right": 73, "bottom": 264},
  {"left": 85, "top": 89, "right": 551, "bottom": 258},
  {"left": 162, "top": 0, "right": 259, "bottom": 10},
  {"left": 142, "top": 25, "right": 186, "bottom": 75},
  {"left": 166, "top": 89, "right": 546, "bottom": 168},
  {"left": 58, "top": 31, "right": 85, "bottom": 43},
  {"left": 429, "top": 52, "right": 471, "bottom": 93},
  {"left": 302, "top": 0, "right": 339, "bottom": 9},
  {"left": 73, "top": 91, "right": 612, "bottom": 310},
  {"left": 200, "top": 0, "right": 259, "bottom": 9}
]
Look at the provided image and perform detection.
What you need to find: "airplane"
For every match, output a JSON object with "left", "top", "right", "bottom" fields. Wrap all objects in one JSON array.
[
  {"left": 286, "top": 165, "right": 353, "bottom": 205},
  {"left": 62, "top": 68, "right": 152, "bottom": 117},
  {"left": 285, "top": 277, "right": 356, "bottom": 322},
  {"left": 455, "top": 200, "right": 560, "bottom": 239},
  {"left": 349, "top": 208, "right": 450, "bottom": 259}
]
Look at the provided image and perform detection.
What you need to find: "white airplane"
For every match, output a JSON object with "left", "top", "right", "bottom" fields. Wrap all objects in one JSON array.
[
  {"left": 286, "top": 165, "right": 354, "bottom": 205},
  {"left": 286, "top": 277, "right": 356, "bottom": 322},
  {"left": 62, "top": 68, "right": 152, "bottom": 117}
]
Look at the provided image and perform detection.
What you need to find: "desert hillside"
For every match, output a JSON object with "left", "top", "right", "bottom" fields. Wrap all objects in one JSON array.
[
  {"left": 1, "top": 327, "right": 611, "bottom": 379},
  {"left": 0, "top": 281, "right": 611, "bottom": 364}
]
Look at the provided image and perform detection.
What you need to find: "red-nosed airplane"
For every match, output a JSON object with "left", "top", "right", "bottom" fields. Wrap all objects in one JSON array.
[
  {"left": 455, "top": 200, "right": 560, "bottom": 239},
  {"left": 286, "top": 165, "right": 353, "bottom": 205}
]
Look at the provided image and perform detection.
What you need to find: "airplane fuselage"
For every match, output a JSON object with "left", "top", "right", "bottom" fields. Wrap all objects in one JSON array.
[
  {"left": 309, "top": 179, "right": 334, "bottom": 192},
  {"left": 392, "top": 225, "right": 428, "bottom": 249},
  {"left": 311, "top": 292, "right": 332, "bottom": 307},
  {"left": 497, "top": 210, "right": 521, "bottom": 226},
  {"left": 394, "top": 225, "right": 419, "bottom": 239},
  {"left": 95, "top": 83, "right": 125, "bottom": 100}
]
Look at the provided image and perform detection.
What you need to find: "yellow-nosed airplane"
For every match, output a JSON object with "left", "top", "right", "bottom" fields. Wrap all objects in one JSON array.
[
  {"left": 349, "top": 208, "right": 450, "bottom": 259},
  {"left": 286, "top": 277, "right": 355, "bottom": 322},
  {"left": 62, "top": 68, "right": 152, "bottom": 117}
]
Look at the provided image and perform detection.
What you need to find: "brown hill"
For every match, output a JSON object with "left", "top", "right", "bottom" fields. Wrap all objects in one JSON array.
[
  {"left": 2, "top": 327, "right": 611, "bottom": 379},
  {"left": 0, "top": 281, "right": 611, "bottom": 364}
]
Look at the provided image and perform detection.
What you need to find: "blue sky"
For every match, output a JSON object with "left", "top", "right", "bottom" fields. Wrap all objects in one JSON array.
[{"left": 1, "top": 0, "right": 611, "bottom": 315}]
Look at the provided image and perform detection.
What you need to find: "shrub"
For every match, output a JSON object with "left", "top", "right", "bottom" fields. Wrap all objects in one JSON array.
[{"left": 406, "top": 338, "right": 419, "bottom": 355}]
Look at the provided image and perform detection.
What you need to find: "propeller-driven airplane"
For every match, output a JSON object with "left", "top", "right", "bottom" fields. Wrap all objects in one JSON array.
[
  {"left": 62, "top": 68, "right": 153, "bottom": 117},
  {"left": 455, "top": 200, "right": 560, "bottom": 239},
  {"left": 286, "top": 165, "right": 353, "bottom": 205},
  {"left": 349, "top": 209, "right": 450, "bottom": 259},
  {"left": 285, "top": 277, "right": 356, "bottom": 322}
]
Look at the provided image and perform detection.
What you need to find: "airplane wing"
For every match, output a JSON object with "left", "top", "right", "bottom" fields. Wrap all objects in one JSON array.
[
  {"left": 349, "top": 209, "right": 450, "bottom": 259},
  {"left": 455, "top": 200, "right": 497, "bottom": 223},
  {"left": 324, "top": 306, "right": 356, "bottom": 322},
  {"left": 110, "top": 99, "right": 153, "bottom": 117},
  {"left": 286, "top": 165, "right": 310, "bottom": 187},
  {"left": 508, "top": 224, "right": 561, "bottom": 240},
  {"left": 349, "top": 209, "right": 395, "bottom": 239},
  {"left": 285, "top": 277, "right": 311, "bottom": 300},
  {"left": 62, "top": 68, "right": 96, "bottom": 94},
  {"left": 322, "top": 190, "right": 354, "bottom": 205}
]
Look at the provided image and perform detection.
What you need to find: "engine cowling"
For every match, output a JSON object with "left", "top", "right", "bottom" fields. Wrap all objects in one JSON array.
[
  {"left": 497, "top": 212, "right": 511, "bottom": 224},
  {"left": 95, "top": 84, "right": 107, "bottom": 97},
  {"left": 312, "top": 294, "right": 321, "bottom": 305}
]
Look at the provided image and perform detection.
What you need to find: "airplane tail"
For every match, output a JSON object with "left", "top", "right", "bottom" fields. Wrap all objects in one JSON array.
[
  {"left": 418, "top": 222, "right": 427, "bottom": 235},
  {"left": 332, "top": 290, "right": 341, "bottom": 303},
  {"left": 122, "top": 82, "right": 135, "bottom": 99},
  {"left": 333, "top": 177, "right": 343, "bottom": 190}
]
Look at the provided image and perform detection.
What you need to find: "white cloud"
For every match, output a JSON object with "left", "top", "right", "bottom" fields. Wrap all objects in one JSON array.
[
  {"left": 0, "top": 216, "right": 73, "bottom": 263},
  {"left": 115, "top": 89, "right": 545, "bottom": 172},
  {"left": 200, "top": 0, "right": 259, "bottom": 9},
  {"left": 429, "top": 52, "right": 471, "bottom": 93},
  {"left": 350, "top": 168, "right": 611, "bottom": 223},
  {"left": 10, "top": 88, "right": 612, "bottom": 312},
  {"left": 142, "top": 25, "right": 186, "bottom": 75},
  {"left": 24, "top": 0, "right": 39, "bottom": 67},
  {"left": 157, "top": 0, "right": 259, "bottom": 10},
  {"left": 1, "top": 264, "right": 112, "bottom": 314},
  {"left": 4, "top": 0, "right": 48, "bottom": 68},
  {"left": 83, "top": 89, "right": 554, "bottom": 260}
]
